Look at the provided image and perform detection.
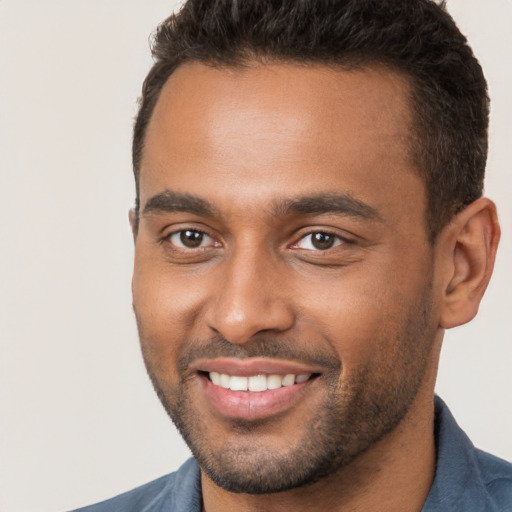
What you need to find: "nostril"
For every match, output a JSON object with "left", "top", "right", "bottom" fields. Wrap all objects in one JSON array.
[{"left": 205, "top": 293, "right": 295, "bottom": 345}]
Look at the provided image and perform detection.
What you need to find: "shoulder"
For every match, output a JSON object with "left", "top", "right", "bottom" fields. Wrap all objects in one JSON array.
[
  {"left": 474, "top": 448, "right": 512, "bottom": 509},
  {"left": 423, "top": 397, "right": 512, "bottom": 511},
  {"left": 69, "top": 458, "right": 202, "bottom": 512},
  {"left": 70, "top": 474, "right": 174, "bottom": 512}
]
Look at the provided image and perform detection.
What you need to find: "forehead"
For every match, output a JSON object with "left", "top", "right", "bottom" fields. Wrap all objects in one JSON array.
[{"left": 140, "top": 61, "right": 424, "bottom": 226}]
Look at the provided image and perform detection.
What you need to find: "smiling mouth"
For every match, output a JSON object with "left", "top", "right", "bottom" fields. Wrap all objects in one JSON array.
[
  {"left": 203, "top": 371, "right": 319, "bottom": 392},
  {"left": 196, "top": 364, "right": 322, "bottom": 419}
]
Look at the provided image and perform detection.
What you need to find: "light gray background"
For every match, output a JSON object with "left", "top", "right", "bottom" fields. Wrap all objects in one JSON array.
[{"left": 0, "top": 1, "right": 510, "bottom": 511}]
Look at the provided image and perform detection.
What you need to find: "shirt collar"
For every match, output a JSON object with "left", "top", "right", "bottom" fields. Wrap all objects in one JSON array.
[
  {"left": 421, "top": 396, "right": 487, "bottom": 511},
  {"left": 165, "top": 397, "right": 487, "bottom": 511}
]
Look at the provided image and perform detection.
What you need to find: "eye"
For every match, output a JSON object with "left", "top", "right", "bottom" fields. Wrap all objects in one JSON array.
[
  {"left": 168, "top": 229, "right": 215, "bottom": 249},
  {"left": 295, "top": 231, "right": 344, "bottom": 251}
]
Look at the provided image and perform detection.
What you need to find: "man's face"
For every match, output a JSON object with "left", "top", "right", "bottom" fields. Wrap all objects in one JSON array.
[{"left": 132, "top": 63, "right": 441, "bottom": 493}]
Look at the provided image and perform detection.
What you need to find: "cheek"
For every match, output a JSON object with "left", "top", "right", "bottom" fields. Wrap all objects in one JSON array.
[
  {"left": 134, "top": 240, "right": 211, "bottom": 317},
  {"left": 132, "top": 257, "right": 210, "bottom": 373},
  {"left": 295, "top": 268, "right": 418, "bottom": 370}
]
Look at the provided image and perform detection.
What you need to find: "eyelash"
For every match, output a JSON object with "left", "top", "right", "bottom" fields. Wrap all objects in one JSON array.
[
  {"left": 163, "top": 229, "right": 218, "bottom": 250},
  {"left": 162, "top": 228, "right": 352, "bottom": 252},
  {"left": 291, "top": 231, "right": 350, "bottom": 251}
]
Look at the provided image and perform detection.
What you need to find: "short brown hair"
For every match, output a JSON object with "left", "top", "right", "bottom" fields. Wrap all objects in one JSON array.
[{"left": 133, "top": 0, "right": 489, "bottom": 242}]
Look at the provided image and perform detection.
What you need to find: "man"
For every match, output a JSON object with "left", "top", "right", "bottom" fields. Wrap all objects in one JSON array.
[{"left": 74, "top": 0, "right": 512, "bottom": 510}]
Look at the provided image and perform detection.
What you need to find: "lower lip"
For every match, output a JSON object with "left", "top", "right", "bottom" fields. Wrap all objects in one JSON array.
[{"left": 199, "top": 374, "right": 314, "bottom": 420}]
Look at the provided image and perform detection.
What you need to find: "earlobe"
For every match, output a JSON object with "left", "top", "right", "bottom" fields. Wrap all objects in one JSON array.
[{"left": 439, "top": 198, "right": 500, "bottom": 329}]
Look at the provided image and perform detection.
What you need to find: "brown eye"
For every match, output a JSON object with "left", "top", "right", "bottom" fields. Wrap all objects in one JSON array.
[
  {"left": 311, "top": 232, "right": 335, "bottom": 249},
  {"left": 296, "top": 232, "right": 343, "bottom": 251},
  {"left": 181, "top": 230, "right": 203, "bottom": 247},
  {"left": 169, "top": 229, "right": 213, "bottom": 249}
]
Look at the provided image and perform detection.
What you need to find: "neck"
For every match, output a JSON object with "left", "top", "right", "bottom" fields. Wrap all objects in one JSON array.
[{"left": 201, "top": 338, "right": 442, "bottom": 512}]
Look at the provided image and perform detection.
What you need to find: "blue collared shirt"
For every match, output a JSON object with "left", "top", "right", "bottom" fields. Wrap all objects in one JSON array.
[{"left": 72, "top": 397, "right": 512, "bottom": 511}]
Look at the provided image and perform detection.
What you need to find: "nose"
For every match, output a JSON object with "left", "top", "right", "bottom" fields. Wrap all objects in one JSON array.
[{"left": 204, "top": 247, "right": 295, "bottom": 344}]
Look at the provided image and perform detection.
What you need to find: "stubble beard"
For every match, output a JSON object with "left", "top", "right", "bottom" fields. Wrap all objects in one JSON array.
[{"left": 137, "top": 281, "right": 436, "bottom": 495}]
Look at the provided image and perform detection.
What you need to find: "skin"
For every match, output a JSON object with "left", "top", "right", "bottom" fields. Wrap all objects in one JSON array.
[{"left": 131, "top": 62, "right": 500, "bottom": 512}]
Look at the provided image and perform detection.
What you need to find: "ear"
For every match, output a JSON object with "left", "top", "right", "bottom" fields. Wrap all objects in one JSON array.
[
  {"left": 129, "top": 208, "right": 138, "bottom": 242},
  {"left": 438, "top": 197, "right": 500, "bottom": 329}
]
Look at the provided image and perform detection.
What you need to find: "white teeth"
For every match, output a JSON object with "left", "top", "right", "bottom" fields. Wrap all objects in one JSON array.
[
  {"left": 282, "top": 374, "right": 295, "bottom": 386},
  {"left": 267, "top": 374, "right": 283, "bottom": 390},
  {"left": 208, "top": 372, "right": 313, "bottom": 391},
  {"left": 229, "top": 376, "right": 248, "bottom": 391},
  {"left": 210, "top": 371, "right": 221, "bottom": 386},
  {"left": 248, "top": 375, "right": 267, "bottom": 392},
  {"left": 220, "top": 373, "right": 231, "bottom": 389}
]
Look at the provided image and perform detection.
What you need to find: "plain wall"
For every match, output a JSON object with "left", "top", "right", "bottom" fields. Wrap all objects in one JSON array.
[{"left": 0, "top": 1, "right": 510, "bottom": 511}]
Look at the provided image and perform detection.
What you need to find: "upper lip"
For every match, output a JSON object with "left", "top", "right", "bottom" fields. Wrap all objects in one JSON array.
[{"left": 191, "top": 357, "right": 322, "bottom": 376}]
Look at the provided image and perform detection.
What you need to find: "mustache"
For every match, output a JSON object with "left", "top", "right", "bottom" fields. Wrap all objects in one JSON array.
[{"left": 177, "top": 335, "right": 341, "bottom": 374}]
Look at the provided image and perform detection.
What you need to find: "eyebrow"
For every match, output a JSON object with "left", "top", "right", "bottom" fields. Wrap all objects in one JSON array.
[
  {"left": 273, "top": 193, "right": 383, "bottom": 221},
  {"left": 142, "top": 189, "right": 382, "bottom": 222},
  {"left": 143, "top": 190, "right": 218, "bottom": 216}
]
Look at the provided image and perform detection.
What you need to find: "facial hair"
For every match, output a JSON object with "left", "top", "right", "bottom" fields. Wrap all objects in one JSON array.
[{"left": 136, "top": 279, "right": 436, "bottom": 495}]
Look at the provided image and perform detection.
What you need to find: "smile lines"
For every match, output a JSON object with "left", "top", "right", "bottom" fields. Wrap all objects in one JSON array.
[{"left": 208, "top": 372, "right": 313, "bottom": 392}]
